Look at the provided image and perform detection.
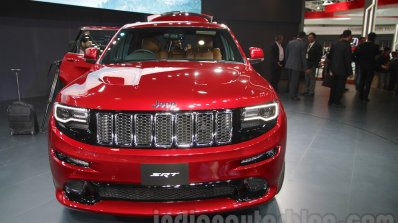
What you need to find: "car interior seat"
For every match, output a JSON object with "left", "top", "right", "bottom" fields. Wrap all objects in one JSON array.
[
  {"left": 167, "top": 40, "right": 185, "bottom": 59},
  {"left": 141, "top": 37, "right": 168, "bottom": 59},
  {"left": 187, "top": 35, "right": 222, "bottom": 60}
]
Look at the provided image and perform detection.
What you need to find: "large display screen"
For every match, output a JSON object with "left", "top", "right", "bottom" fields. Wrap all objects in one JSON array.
[{"left": 33, "top": 0, "right": 201, "bottom": 14}]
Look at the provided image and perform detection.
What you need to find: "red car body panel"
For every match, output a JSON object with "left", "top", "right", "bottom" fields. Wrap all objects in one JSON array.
[
  {"left": 59, "top": 62, "right": 276, "bottom": 111},
  {"left": 49, "top": 13, "right": 287, "bottom": 216},
  {"left": 59, "top": 53, "right": 93, "bottom": 85}
]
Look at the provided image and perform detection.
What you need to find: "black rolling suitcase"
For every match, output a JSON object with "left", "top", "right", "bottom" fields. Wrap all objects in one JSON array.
[{"left": 7, "top": 69, "right": 38, "bottom": 135}]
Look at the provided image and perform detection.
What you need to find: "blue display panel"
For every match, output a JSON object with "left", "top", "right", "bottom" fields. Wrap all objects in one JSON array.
[{"left": 33, "top": 0, "right": 201, "bottom": 14}]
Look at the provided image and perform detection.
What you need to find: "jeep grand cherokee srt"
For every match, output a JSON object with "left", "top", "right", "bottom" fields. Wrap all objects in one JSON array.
[{"left": 49, "top": 12, "right": 287, "bottom": 216}]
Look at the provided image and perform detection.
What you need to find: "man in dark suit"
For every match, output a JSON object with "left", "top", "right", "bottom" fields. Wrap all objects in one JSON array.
[
  {"left": 353, "top": 36, "right": 366, "bottom": 90},
  {"left": 269, "top": 35, "right": 284, "bottom": 92},
  {"left": 328, "top": 30, "right": 353, "bottom": 107},
  {"left": 303, "top": 32, "right": 323, "bottom": 96},
  {"left": 285, "top": 32, "right": 307, "bottom": 100},
  {"left": 389, "top": 51, "right": 398, "bottom": 93},
  {"left": 353, "top": 32, "right": 380, "bottom": 101}
]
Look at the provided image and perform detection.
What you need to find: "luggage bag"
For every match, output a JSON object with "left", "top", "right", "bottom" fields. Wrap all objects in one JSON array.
[
  {"left": 7, "top": 68, "right": 38, "bottom": 135},
  {"left": 7, "top": 101, "right": 38, "bottom": 135}
]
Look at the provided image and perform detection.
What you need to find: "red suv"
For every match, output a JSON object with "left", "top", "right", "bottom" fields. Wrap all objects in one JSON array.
[{"left": 49, "top": 12, "right": 287, "bottom": 216}]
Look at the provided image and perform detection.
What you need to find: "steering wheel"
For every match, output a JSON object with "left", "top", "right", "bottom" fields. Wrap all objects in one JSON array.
[{"left": 131, "top": 49, "right": 156, "bottom": 56}]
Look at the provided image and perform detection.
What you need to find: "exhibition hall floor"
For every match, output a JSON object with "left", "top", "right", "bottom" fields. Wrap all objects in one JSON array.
[{"left": 1, "top": 81, "right": 397, "bottom": 223}]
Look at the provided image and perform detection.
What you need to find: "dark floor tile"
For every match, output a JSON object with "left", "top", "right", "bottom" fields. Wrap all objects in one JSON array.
[
  {"left": 0, "top": 172, "right": 53, "bottom": 219},
  {"left": 277, "top": 181, "right": 349, "bottom": 220},
  {"left": 289, "top": 149, "right": 354, "bottom": 194}
]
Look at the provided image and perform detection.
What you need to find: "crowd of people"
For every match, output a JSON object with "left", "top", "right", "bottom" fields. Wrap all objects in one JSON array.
[{"left": 269, "top": 30, "right": 398, "bottom": 108}]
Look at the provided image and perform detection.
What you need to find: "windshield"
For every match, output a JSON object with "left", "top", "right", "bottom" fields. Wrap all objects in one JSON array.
[{"left": 100, "top": 27, "right": 244, "bottom": 64}]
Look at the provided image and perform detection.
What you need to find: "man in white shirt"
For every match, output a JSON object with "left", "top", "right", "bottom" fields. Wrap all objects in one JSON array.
[
  {"left": 303, "top": 32, "right": 323, "bottom": 96},
  {"left": 269, "top": 35, "right": 285, "bottom": 92}
]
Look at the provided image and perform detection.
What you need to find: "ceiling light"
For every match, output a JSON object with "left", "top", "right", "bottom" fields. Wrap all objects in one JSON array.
[{"left": 334, "top": 17, "right": 351, "bottom": 20}]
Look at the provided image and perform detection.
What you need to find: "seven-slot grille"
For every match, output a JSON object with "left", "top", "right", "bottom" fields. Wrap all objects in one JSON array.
[{"left": 96, "top": 111, "right": 232, "bottom": 148}]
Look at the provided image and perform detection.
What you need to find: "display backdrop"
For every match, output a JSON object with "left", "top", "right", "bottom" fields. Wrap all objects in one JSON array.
[
  {"left": 0, "top": 1, "right": 148, "bottom": 102},
  {"left": 32, "top": 0, "right": 201, "bottom": 14},
  {"left": 0, "top": 0, "right": 303, "bottom": 102}
]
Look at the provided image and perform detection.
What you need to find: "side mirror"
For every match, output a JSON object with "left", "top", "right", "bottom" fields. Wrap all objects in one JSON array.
[
  {"left": 84, "top": 47, "right": 98, "bottom": 63},
  {"left": 248, "top": 47, "right": 264, "bottom": 64}
]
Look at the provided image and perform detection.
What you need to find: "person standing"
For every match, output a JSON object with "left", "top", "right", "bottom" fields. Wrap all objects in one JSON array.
[
  {"left": 388, "top": 51, "right": 398, "bottom": 93},
  {"left": 285, "top": 31, "right": 307, "bottom": 100},
  {"left": 354, "top": 32, "right": 380, "bottom": 101},
  {"left": 353, "top": 37, "right": 366, "bottom": 90},
  {"left": 269, "top": 35, "right": 285, "bottom": 92},
  {"left": 328, "top": 30, "right": 353, "bottom": 107},
  {"left": 79, "top": 34, "right": 92, "bottom": 54},
  {"left": 303, "top": 32, "right": 323, "bottom": 96},
  {"left": 375, "top": 47, "right": 391, "bottom": 90}
]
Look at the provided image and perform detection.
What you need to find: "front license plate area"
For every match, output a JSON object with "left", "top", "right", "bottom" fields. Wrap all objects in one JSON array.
[{"left": 140, "top": 164, "right": 189, "bottom": 186}]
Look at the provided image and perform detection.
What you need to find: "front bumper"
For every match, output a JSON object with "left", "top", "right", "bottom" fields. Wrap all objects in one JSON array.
[{"left": 48, "top": 112, "right": 286, "bottom": 216}]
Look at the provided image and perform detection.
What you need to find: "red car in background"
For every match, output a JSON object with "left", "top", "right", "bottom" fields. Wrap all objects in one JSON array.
[
  {"left": 49, "top": 12, "right": 287, "bottom": 216},
  {"left": 59, "top": 26, "right": 119, "bottom": 85}
]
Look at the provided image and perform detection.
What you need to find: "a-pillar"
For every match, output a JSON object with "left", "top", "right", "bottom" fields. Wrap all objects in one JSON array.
[{"left": 362, "top": 0, "right": 378, "bottom": 37}]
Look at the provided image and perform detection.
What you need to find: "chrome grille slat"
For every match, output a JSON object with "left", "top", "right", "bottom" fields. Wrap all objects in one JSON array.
[
  {"left": 175, "top": 113, "right": 194, "bottom": 147},
  {"left": 134, "top": 114, "right": 153, "bottom": 147},
  {"left": 97, "top": 113, "right": 114, "bottom": 145},
  {"left": 115, "top": 114, "right": 133, "bottom": 147},
  {"left": 154, "top": 114, "right": 173, "bottom": 147},
  {"left": 96, "top": 110, "right": 232, "bottom": 148},
  {"left": 215, "top": 111, "right": 233, "bottom": 144},
  {"left": 195, "top": 113, "right": 214, "bottom": 146}
]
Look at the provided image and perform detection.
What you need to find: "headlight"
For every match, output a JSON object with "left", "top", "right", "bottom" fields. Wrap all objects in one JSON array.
[
  {"left": 54, "top": 103, "right": 89, "bottom": 130},
  {"left": 242, "top": 102, "right": 279, "bottom": 129}
]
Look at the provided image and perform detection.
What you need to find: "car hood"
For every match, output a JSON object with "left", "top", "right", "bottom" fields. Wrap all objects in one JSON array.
[{"left": 59, "top": 62, "right": 277, "bottom": 111}]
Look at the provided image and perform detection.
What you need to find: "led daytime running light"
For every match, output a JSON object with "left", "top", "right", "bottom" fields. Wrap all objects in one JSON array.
[
  {"left": 54, "top": 103, "right": 89, "bottom": 124},
  {"left": 243, "top": 102, "right": 279, "bottom": 122}
]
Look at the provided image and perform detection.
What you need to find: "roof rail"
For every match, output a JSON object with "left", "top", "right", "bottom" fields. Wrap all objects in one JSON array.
[{"left": 147, "top": 11, "right": 213, "bottom": 23}]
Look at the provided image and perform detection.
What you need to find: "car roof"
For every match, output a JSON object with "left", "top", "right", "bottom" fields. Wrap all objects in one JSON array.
[
  {"left": 148, "top": 12, "right": 213, "bottom": 23},
  {"left": 121, "top": 21, "right": 227, "bottom": 30},
  {"left": 121, "top": 12, "right": 228, "bottom": 30}
]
